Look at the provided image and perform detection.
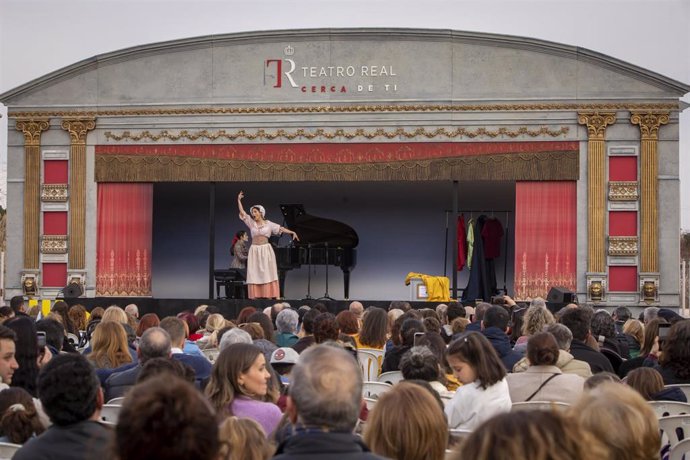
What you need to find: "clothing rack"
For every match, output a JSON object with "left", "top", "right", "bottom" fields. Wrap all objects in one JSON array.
[{"left": 443, "top": 209, "right": 512, "bottom": 299}]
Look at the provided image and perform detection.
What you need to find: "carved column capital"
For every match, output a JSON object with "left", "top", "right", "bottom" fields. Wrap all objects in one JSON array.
[
  {"left": 61, "top": 118, "right": 96, "bottom": 144},
  {"left": 630, "top": 112, "right": 669, "bottom": 140},
  {"left": 15, "top": 118, "right": 50, "bottom": 145},
  {"left": 577, "top": 112, "right": 617, "bottom": 140}
]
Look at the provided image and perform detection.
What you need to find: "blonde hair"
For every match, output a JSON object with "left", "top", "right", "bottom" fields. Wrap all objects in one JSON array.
[
  {"left": 217, "top": 416, "right": 274, "bottom": 460},
  {"left": 206, "top": 314, "right": 228, "bottom": 348},
  {"left": 457, "top": 410, "right": 606, "bottom": 460},
  {"left": 364, "top": 382, "right": 448, "bottom": 460},
  {"left": 521, "top": 305, "right": 555, "bottom": 336},
  {"left": 623, "top": 319, "right": 644, "bottom": 348},
  {"left": 88, "top": 321, "right": 132, "bottom": 369},
  {"left": 569, "top": 382, "right": 660, "bottom": 460},
  {"left": 102, "top": 306, "right": 129, "bottom": 325}
]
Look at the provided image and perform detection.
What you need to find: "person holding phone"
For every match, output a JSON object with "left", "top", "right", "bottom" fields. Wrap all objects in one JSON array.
[{"left": 645, "top": 320, "right": 690, "bottom": 385}]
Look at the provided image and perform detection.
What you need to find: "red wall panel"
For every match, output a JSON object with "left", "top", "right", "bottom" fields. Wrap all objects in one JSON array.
[
  {"left": 42, "top": 263, "right": 67, "bottom": 288},
  {"left": 609, "top": 156, "right": 637, "bottom": 181},
  {"left": 43, "top": 212, "right": 68, "bottom": 235},
  {"left": 609, "top": 266, "right": 638, "bottom": 292},
  {"left": 609, "top": 211, "right": 637, "bottom": 237},
  {"left": 43, "top": 160, "right": 69, "bottom": 184}
]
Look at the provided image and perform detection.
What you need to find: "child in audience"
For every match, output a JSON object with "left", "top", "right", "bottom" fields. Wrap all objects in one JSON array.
[
  {"left": 0, "top": 388, "right": 44, "bottom": 444},
  {"left": 625, "top": 367, "right": 687, "bottom": 402},
  {"left": 217, "top": 416, "right": 274, "bottom": 460},
  {"left": 444, "top": 332, "right": 512, "bottom": 430}
]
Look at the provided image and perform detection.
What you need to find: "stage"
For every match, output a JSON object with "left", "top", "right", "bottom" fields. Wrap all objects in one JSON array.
[{"left": 61, "top": 297, "right": 459, "bottom": 320}]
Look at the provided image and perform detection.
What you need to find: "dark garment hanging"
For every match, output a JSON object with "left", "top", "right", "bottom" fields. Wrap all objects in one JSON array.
[
  {"left": 457, "top": 214, "right": 467, "bottom": 271},
  {"left": 462, "top": 215, "right": 495, "bottom": 302},
  {"left": 481, "top": 218, "right": 504, "bottom": 259}
]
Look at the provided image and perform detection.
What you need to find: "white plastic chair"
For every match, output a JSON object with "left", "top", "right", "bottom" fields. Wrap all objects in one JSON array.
[
  {"left": 202, "top": 348, "right": 220, "bottom": 363},
  {"left": 363, "top": 397, "right": 377, "bottom": 411},
  {"left": 666, "top": 385, "right": 690, "bottom": 402},
  {"left": 107, "top": 396, "right": 125, "bottom": 405},
  {"left": 511, "top": 401, "right": 571, "bottom": 412},
  {"left": 100, "top": 404, "right": 122, "bottom": 424},
  {"left": 0, "top": 442, "right": 21, "bottom": 459},
  {"left": 658, "top": 414, "right": 690, "bottom": 450},
  {"left": 377, "top": 370, "right": 404, "bottom": 385},
  {"left": 448, "top": 428, "right": 472, "bottom": 441},
  {"left": 362, "top": 381, "right": 392, "bottom": 399},
  {"left": 648, "top": 401, "right": 690, "bottom": 418},
  {"left": 670, "top": 438, "right": 690, "bottom": 460},
  {"left": 357, "top": 349, "right": 383, "bottom": 381}
]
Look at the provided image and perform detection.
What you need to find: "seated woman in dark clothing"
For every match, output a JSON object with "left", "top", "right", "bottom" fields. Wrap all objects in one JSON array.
[
  {"left": 381, "top": 319, "right": 425, "bottom": 373},
  {"left": 645, "top": 319, "right": 690, "bottom": 385},
  {"left": 618, "top": 318, "right": 667, "bottom": 378},
  {"left": 625, "top": 367, "right": 687, "bottom": 402}
]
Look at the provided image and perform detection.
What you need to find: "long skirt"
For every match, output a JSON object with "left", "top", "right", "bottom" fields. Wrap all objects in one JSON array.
[{"left": 247, "top": 243, "right": 280, "bottom": 299}]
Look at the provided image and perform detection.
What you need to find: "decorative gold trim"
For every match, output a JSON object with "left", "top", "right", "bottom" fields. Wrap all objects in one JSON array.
[
  {"left": 608, "top": 236, "right": 638, "bottom": 256},
  {"left": 62, "top": 118, "right": 96, "bottom": 270},
  {"left": 16, "top": 118, "right": 50, "bottom": 269},
  {"left": 41, "top": 184, "right": 69, "bottom": 202},
  {"left": 41, "top": 235, "right": 68, "bottom": 254},
  {"left": 95, "top": 151, "right": 579, "bottom": 182},
  {"left": 608, "top": 181, "right": 639, "bottom": 201},
  {"left": 103, "top": 126, "right": 571, "bottom": 142},
  {"left": 632, "top": 112, "right": 669, "bottom": 273},
  {"left": 8, "top": 102, "right": 679, "bottom": 118},
  {"left": 578, "top": 112, "right": 616, "bottom": 274}
]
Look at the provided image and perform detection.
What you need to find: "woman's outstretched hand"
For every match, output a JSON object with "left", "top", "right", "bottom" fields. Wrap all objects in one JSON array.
[{"left": 238, "top": 191, "right": 244, "bottom": 201}]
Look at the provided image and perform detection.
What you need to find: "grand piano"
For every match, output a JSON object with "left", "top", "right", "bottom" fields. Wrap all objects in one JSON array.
[{"left": 275, "top": 204, "right": 358, "bottom": 300}]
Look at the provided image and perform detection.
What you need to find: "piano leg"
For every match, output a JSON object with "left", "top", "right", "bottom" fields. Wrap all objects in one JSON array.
[
  {"left": 278, "top": 270, "right": 287, "bottom": 299},
  {"left": 343, "top": 269, "right": 351, "bottom": 300}
]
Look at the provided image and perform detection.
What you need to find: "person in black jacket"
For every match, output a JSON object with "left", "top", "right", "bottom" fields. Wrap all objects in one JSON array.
[
  {"left": 14, "top": 354, "right": 112, "bottom": 460},
  {"left": 273, "top": 344, "right": 386, "bottom": 460},
  {"left": 481, "top": 306, "right": 522, "bottom": 372},
  {"left": 559, "top": 308, "right": 613, "bottom": 374}
]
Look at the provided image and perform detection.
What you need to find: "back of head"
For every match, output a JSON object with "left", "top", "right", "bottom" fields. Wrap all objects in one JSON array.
[
  {"left": 276, "top": 309, "right": 299, "bottom": 334},
  {"left": 159, "top": 317, "right": 186, "bottom": 347},
  {"left": 313, "top": 313, "right": 339, "bottom": 344},
  {"left": 9, "top": 296, "right": 24, "bottom": 314},
  {"left": 137, "top": 357, "right": 196, "bottom": 385},
  {"left": 461, "top": 410, "right": 604, "bottom": 460},
  {"left": 641, "top": 318, "right": 667, "bottom": 356},
  {"left": 559, "top": 307, "right": 592, "bottom": 342},
  {"left": 136, "top": 313, "right": 161, "bottom": 337},
  {"left": 526, "top": 332, "right": 559, "bottom": 366},
  {"left": 364, "top": 381, "right": 447, "bottom": 460},
  {"left": 288, "top": 344, "right": 362, "bottom": 431},
  {"left": 247, "top": 312, "right": 275, "bottom": 343},
  {"left": 348, "top": 301, "right": 364, "bottom": 317},
  {"left": 177, "top": 311, "right": 200, "bottom": 336},
  {"left": 38, "top": 354, "right": 100, "bottom": 426},
  {"left": 335, "top": 310, "right": 359, "bottom": 335},
  {"left": 116, "top": 375, "right": 219, "bottom": 460},
  {"left": 219, "top": 327, "right": 253, "bottom": 350},
  {"left": 301, "top": 308, "right": 320, "bottom": 335},
  {"left": 446, "top": 304, "right": 466, "bottom": 323},
  {"left": 400, "top": 319, "right": 426, "bottom": 347},
  {"left": 613, "top": 306, "right": 632, "bottom": 323},
  {"left": 590, "top": 310, "right": 616, "bottom": 339},
  {"left": 400, "top": 346, "right": 440, "bottom": 382},
  {"left": 36, "top": 318, "right": 66, "bottom": 351},
  {"left": 102, "top": 306, "right": 129, "bottom": 324},
  {"left": 659, "top": 319, "right": 690, "bottom": 380},
  {"left": 359, "top": 307, "right": 388, "bottom": 349},
  {"left": 625, "top": 367, "right": 664, "bottom": 400},
  {"left": 389, "top": 300, "right": 411, "bottom": 312},
  {"left": 0, "top": 387, "right": 44, "bottom": 444},
  {"left": 584, "top": 372, "right": 622, "bottom": 390},
  {"left": 521, "top": 305, "right": 555, "bottom": 336},
  {"left": 138, "top": 327, "right": 172, "bottom": 362},
  {"left": 545, "top": 323, "right": 572, "bottom": 351},
  {"left": 643, "top": 306, "right": 660, "bottom": 323},
  {"left": 482, "top": 305, "right": 509, "bottom": 331},
  {"left": 218, "top": 416, "right": 274, "bottom": 460},
  {"left": 570, "top": 382, "right": 660, "bottom": 460}
]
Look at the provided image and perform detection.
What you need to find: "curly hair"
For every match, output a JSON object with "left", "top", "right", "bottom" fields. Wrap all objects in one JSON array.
[
  {"left": 314, "top": 313, "right": 339, "bottom": 344},
  {"left": 67, "top": 304, "right": 88, "bottom": 331},
  {"left": 521, "top": 305, "right": 555, "bottom": 337},
  {"left": 0, "top": 387, "right": 44, "bottom": 443}
]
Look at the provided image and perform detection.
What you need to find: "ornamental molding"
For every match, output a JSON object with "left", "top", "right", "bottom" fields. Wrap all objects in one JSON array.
[
  {"left": 41, "top": 184, "right": 68, "bottom": 202},
  {"left": 15, "top": 118, "right": 50, "bottom": 145},
  {"left": 608, "top": 236, "right": 638, "bottom": 256},
  {"left": 41, "top": 235, "right": 68, "bottom": 254},
  {"left": 630, "top": 111, "right": 670, "bottom": 140},
  {"left": 104, "top": 126, "right": 570, "bottom": 142},
  {"left": 577, "top": 112, "right": 617, "bottom": 140},
  {"left": 8, "top": 103, "right": 679, "bottom": 118},
  {"left": 609, "top": 181, "right": 639, "bottom": 201}
]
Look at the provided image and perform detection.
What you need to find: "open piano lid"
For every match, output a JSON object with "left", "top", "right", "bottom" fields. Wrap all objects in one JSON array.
[{"left": 280, "top": 204, "right": 359, "bottom": 249}]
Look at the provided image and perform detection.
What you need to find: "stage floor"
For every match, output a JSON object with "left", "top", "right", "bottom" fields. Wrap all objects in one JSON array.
[{"left": 63, "top": 297, "right": 458, "bottom": 319}]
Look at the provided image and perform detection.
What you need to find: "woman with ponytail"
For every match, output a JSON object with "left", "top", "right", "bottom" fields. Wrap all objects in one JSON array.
[{"left": 0, "top": 388, "right": 45, "bottom": 444}]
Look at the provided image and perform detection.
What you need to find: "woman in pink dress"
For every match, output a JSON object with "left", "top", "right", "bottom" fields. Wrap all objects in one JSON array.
[{"left": 237, "top": 191, "right": 299, "bottom": 299}]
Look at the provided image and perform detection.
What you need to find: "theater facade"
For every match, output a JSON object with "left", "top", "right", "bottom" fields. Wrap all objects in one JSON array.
[{"left": 1, "top": 29, "right": 688, "bottom": 307}]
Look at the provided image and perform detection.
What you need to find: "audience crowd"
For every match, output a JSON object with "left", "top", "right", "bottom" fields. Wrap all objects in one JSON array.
[{"left": 0, "top": 294, "right": 688, "bottom": 459}]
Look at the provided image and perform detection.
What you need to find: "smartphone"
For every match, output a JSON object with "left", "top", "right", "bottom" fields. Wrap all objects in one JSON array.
[
  {"left": 414, "top": 332, "right": 425, "bottom": 346},
  {"left": 37, "top": 331, "right": 46, "bottom": 356},
  {"left": 658, "top": 323, "right": 671, "bottom": 340}
]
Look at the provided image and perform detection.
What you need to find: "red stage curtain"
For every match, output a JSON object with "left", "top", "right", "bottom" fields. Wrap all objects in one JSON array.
[
  {"left": 514, "top": 181, "right": 577, "bottom": 300},
  {"left": 96, "top": 183, "right": 153, "bottom": 296}
]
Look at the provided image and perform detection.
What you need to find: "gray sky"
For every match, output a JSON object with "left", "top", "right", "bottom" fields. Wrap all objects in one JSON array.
[{"left": 1, "top": 0, "right": 688, "bottom": 224}]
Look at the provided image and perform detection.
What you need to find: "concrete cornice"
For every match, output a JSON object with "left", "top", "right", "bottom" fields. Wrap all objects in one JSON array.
[{"left": 1, "top": 28, "right": 689, "bottom": 102}]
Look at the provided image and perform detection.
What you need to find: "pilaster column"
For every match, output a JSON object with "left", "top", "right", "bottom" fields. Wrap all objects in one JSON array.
[
  {"left": 61, "top": 118, "right": 95, "bottom": 270},
  {"left": 631, "top": 111, "right": 669, "bottom": 274},
  {"left": 15, "top": 118, "right": 50, "bottom": 269},
  {"left": 578, "top": 112, "right": 616, "bottom": 274}
]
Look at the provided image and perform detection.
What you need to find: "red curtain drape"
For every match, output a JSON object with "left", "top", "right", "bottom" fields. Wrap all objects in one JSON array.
[
  {"left": 96, "top": 183, "right": 153, "bottom": 296},
  {"left": 514, "top": 181, "right": 577, "bottom": 300}
]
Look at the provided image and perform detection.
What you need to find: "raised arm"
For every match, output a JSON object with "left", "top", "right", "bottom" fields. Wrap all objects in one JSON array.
[
  {"left": 280, "top": 226, "right": 300, "bottom": 242},
  {"left": 237, "top": 191, "right": 248, "bottom": 219}
]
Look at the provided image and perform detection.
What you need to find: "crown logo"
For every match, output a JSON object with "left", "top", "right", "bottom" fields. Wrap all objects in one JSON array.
[{"left": 284, "top": 45, "right": 295, "bottom": 56}]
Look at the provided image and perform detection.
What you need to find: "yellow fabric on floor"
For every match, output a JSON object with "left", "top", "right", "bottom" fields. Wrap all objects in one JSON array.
[{"left": 405, "top": 272, "right": 450, "bottom": 302}]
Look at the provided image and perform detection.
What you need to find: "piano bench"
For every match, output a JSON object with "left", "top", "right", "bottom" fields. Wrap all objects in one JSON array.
[{"left": 216, "top": 280, "right": 247, "bottom": 300}]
